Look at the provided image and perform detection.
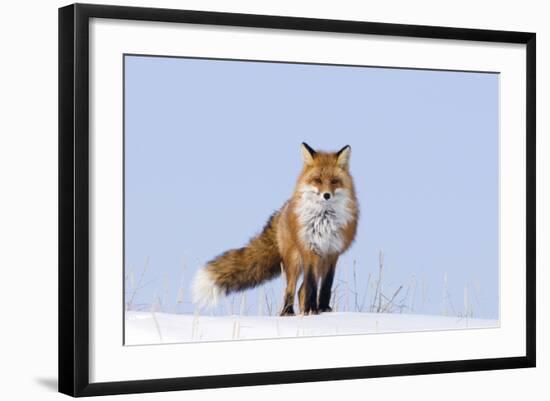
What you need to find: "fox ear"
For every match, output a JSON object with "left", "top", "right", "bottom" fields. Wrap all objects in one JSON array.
[
  {"left": 336, "top": 145, "right": 351, "bottom": 168},
  {"left": 301, "top": 142, "right": 316, "bottom": 165}
]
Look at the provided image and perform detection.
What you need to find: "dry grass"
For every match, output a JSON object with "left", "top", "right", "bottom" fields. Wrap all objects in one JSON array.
[{"left": 125, "top": 250, "right": 476, "bottom": 321}]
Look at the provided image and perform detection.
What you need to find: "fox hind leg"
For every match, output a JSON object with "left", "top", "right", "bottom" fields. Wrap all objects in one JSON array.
[{"left": 280, "top": 258, "right": 299, "bottom": 316}]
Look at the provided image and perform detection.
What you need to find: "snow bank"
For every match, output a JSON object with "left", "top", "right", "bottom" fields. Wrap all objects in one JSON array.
[{"left": 125, "top": 311, "right": 498, "bottom": 345}]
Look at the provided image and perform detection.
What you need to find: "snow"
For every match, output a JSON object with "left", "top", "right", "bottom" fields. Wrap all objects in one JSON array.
[{"left": 125, "top": 311, "right": 499, "bottom": 345}]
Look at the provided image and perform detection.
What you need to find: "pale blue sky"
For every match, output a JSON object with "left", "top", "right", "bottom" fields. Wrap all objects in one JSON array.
[{"left": 124, "top": 55, "right": 499, "bottom": 319}]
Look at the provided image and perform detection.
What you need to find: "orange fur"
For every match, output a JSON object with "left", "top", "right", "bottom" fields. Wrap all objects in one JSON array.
[{"left": 192, "top": 143, "right": 359, "bottom": 315}]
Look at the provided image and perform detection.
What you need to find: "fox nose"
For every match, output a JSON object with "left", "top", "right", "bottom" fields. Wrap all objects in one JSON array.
[{"left": 323, "top": 192, "right": 331, "bottom": 200}]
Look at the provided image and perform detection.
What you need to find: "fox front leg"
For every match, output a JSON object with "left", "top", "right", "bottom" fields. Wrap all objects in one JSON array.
[
  {"left": 318, "top": 261, "right": 336, "bottom": 313},
  {"left": 298, "top": 265, "right": 319, "bottom": 315}
]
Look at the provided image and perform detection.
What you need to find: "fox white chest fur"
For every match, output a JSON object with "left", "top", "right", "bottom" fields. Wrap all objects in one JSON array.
[
  {"left": 191, "top": 143, "right": 357, "bottom": 316},
  {"left": 296, "top": 186, "right": 354, "bottom": 256}
]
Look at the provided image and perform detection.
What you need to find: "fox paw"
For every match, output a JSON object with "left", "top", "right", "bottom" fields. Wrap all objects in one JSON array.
[
  {"left": 319, "top": 306, "right": 333, "bottom": 313},
  {"left": 280, "top": 306, "right": 295, "bottom": 316}
]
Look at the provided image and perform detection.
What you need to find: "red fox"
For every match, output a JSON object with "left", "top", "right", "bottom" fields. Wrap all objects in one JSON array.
[{"left": 192, "top": 143, "right": 358, "bottom": 315}]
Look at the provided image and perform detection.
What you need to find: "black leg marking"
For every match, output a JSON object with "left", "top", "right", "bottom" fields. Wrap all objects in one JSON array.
[
  {"left": 280, "top": 292, "right": 295, "bottom": 316},
  {"left": 280, "top": 304, "right": 295, "bottom": 316},
  {"left": 319, "top": 266, "right": 335, "bottom": 312},
  {"left": 303, "top": 268, "right": 318, "bottom": 315}
]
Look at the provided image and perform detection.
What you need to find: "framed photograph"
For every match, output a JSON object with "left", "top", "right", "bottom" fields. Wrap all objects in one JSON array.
[{"left": 58, "top": 3, "right": 536, "bottom": 397}]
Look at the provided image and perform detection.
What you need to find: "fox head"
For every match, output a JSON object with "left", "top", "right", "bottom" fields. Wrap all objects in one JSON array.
[{"left": 296, "top": 142, "right": 354, "bottom": 202}]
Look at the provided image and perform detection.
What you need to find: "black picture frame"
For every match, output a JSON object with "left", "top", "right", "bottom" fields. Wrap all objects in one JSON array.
[{"left": 59, "top": 3, "right": 536, "bottom": 397}]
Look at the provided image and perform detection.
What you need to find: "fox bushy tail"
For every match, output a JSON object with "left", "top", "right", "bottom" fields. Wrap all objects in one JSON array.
[{"left": 192, "top": 213, "right": 282, "bottom": 308}]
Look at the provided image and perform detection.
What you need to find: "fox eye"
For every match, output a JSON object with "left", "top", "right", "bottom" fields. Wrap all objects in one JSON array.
[
  {"left": 330, "top": 178, "right": 341, "bottom": 185},
  {"left": 312, "top": 177, "right": 322, "bottom": 184}
]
